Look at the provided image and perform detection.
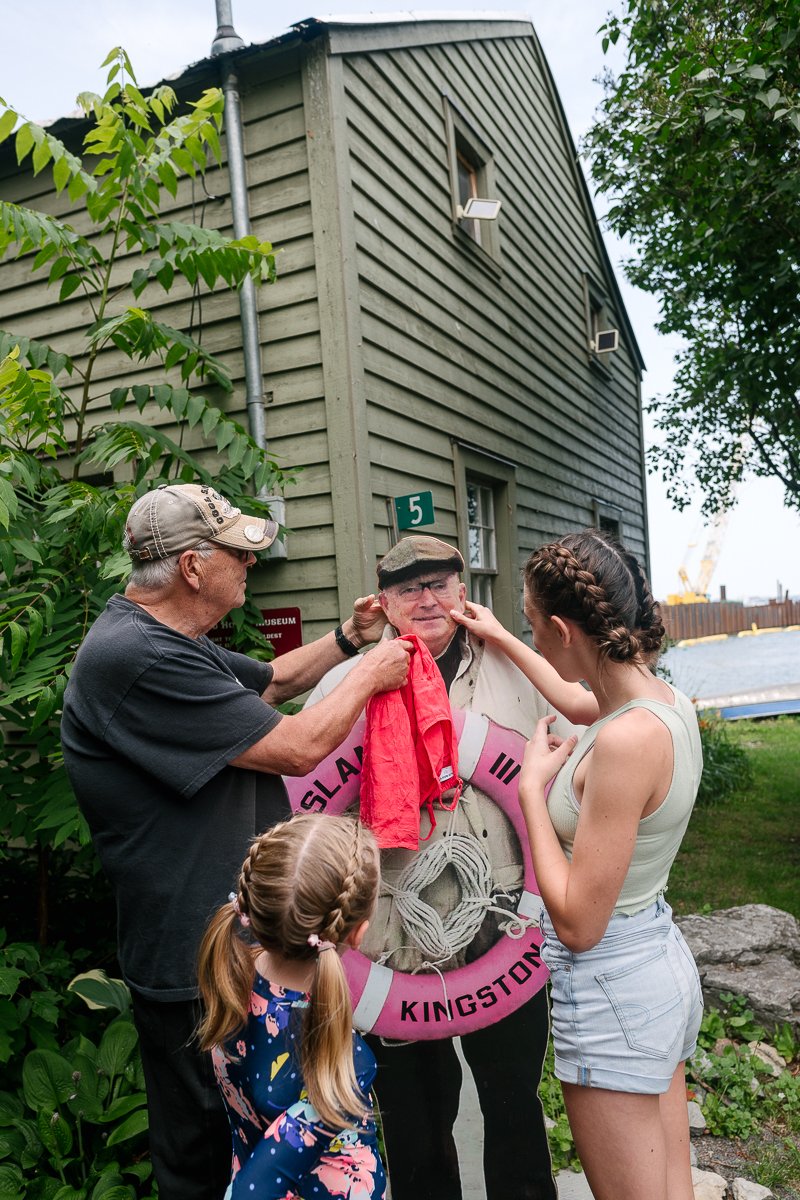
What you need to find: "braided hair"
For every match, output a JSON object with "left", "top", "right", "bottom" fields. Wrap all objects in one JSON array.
[
  {"left": 524, "top": 529, "right": 665, "bottom": 666},
  {"left": 197, "top": 813, "right": 380, "bottom": 1129}
]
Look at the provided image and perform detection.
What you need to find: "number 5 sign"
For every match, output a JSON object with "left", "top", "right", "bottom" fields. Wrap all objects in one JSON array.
[{"left": 393, "top": 490, "right": 435, "bottom": 530}]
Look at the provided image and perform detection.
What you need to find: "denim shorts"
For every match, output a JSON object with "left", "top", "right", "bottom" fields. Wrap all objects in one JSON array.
[{"left": 541, "top": 896, "right": 703, "bottom": 1094}]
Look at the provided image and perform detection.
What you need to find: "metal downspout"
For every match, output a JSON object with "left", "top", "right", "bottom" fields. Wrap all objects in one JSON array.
[{"left": 211, "top": 1, "right": 287, "bottom": 556}]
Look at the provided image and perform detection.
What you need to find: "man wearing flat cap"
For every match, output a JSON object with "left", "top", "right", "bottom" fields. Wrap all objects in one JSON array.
[
  {"left": 61, "top": 483, "right": 412, "bottom": 1200},
  {"left": 306, "top": 534, "right": 573, "bottom": 1200}
]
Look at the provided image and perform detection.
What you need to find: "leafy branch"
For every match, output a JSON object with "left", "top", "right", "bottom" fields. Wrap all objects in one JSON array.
[
  {"left": 0, "top": 48, "right": 290, "bottom": 948},
  {"left": 585, "top": 0, "right": 800, "bottom": 515}
]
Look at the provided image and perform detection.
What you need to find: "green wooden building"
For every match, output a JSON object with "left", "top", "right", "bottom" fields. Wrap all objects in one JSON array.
[{"left": 0, "top": 14, "right": 646, "bottom": 642}]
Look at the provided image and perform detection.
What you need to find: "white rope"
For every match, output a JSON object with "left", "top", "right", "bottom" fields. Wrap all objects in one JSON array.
[
  {"left": 383, "top": 831, "right": 535, "bottom": 961},
  {"left": 372, "top": 805, "right": 541, "bottom": 1040}
]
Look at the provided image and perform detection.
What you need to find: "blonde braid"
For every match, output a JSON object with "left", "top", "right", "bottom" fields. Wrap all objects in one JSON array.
[
  {"left": 320, "top": 820, "right": 366, "bottom": 945},
  {"left": 235, "top": 842, "right": 257, "bottom": 922},
  {"left": 236, "top": 821, "right": 288, "bottom": 926}
]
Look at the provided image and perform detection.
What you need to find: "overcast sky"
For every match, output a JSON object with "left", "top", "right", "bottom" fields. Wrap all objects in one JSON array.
[{"left": 4, "top": 1, "right": 799, "bottom": 602}]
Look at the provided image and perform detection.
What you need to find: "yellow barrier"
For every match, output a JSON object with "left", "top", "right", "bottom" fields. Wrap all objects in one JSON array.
[
  {"left": 675, "top": 634, "right": 730, "bottom": 648},
  {"left": 677, "top": 625, "right": 798, "bottom": 646}
]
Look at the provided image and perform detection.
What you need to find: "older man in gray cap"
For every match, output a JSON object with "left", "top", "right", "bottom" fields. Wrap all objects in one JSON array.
[
  {"left": 61, "top": 483, "right": 412, "bottom": 1200},
  {"left": 305, "top": 534, "right": 574, "bottom": 1200}
]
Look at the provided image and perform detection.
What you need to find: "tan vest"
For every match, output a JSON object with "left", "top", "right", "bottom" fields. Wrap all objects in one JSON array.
[{"left": 306, "top": 629, "right": 581, "bottom": 971}]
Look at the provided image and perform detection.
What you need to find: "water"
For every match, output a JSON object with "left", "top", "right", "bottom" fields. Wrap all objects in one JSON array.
[{"left": 661, "top": 628, "right": 800, "bottom": 700}]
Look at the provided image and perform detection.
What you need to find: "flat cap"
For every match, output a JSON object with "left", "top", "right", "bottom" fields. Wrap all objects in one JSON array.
[
  {"left": 123, "top": 483, "right": 279, "bottom": 561},
  {"left": 377, "top": 535, "right": 465, "bottom": 587}
]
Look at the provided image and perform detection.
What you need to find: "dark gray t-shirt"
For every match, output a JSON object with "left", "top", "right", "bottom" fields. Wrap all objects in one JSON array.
[{"left": 61, "top": 594, "right": 289, "bottom": 1000}]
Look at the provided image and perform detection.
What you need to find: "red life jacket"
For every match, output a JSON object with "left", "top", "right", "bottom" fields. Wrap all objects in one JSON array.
[{"left": 360, "top": 635, "right": 463, "bottom": 849}]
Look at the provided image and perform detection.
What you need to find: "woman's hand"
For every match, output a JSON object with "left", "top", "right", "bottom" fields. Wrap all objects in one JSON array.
[
  {"left": 450, "top": 600, "right": 509, "bottom": 645},
  {"left": 519, "top": 715, "right": 578, "bottom": 799}
]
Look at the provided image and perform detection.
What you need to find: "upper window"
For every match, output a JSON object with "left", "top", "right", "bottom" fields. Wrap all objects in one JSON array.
[
  {"left": 444, "top": 98, "right": 501, "bottom": 263},
  {"left": 582, "top": 273, "right": 619, "bottom": 368},
  {"left": 456, "top": 139, "right": 482, "bottom": 245},
  {"left": 593, "top": 498, "right": 622, "bottom": 539}
]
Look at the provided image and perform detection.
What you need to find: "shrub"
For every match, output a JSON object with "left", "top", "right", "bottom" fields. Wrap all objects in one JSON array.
[
  {"left": 689, "top": 993, "right": 800, "bottom": 1142},
  {"left": 696, "top": 716, "right": 753, "bottom": 806},
  {"left": 0, "top": 942, "right": 154, "bottom": 1198}
]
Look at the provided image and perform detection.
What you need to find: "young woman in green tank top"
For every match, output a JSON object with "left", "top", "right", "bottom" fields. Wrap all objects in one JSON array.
[{"left": 453, "top": 529, "right": 703, "bottom": 1200}]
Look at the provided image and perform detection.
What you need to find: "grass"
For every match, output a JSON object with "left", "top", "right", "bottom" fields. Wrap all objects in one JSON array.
[
  {"left": 755, "top": 1138, "right": 800, "bottom": 1195},
  {"left": 668, "top": 716, "right": 800, "bottom": 919}
]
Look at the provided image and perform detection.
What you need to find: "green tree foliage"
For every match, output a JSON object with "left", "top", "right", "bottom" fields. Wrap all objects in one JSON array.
[
  {"left": 585, "top": 1, "right": 800, "bottom": 514},
  {"left": 0, "top": 49, "right": 288, "bottom": 942}
]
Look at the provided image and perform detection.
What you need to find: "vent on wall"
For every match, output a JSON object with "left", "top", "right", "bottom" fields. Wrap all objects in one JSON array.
[
  {"left": 456, "top": 197, "right": 502, "bottom": 221},
  {"left": 590, "top": 328, "right": 619, "bottom": 354}
]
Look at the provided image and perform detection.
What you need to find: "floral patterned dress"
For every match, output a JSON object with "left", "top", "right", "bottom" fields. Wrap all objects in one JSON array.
[{"left": 212, "top": 970, "right": 386, "bottom": 1200}]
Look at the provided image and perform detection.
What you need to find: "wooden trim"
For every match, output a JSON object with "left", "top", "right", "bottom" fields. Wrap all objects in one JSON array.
[
  {"left": 326, "top": 20, "right": 533, "bottom": 57},
  {"left": 302, "top": 39, "right": 376, "bottom": 608},
  {"left": 592, "top": 497, "right": 623, "bottom": 534},
  {"left": 581, "top": 269, "right": 614, "bottom": 379},
  {"left": 453, "top": 441, "right": 520, "bottom": 635},
  {"left": 635, "top": 372, "right": 652, "bottom": 574}
]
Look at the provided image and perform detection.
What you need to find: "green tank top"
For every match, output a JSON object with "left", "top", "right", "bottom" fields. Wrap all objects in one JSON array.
[{"left": 546, "top": 683, "right": 703, "bottom": 915}]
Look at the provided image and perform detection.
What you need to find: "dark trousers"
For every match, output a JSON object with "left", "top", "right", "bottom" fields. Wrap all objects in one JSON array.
[
  {"left": 130, "top": 992, "right": 231, "bottom": 1200},
  {"left": 368, "top": 989, "right": 556, "bottom": 1200}
]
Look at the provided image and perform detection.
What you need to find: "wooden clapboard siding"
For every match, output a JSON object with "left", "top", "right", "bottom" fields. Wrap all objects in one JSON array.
[
  {"left": 357, "top": 265, "right": 641, "bottom": 452},
  {"left": 233, "top": 49, "right": 335, "bottom": 628},
  {"left": 322, "top": 22, "right": 646, "bottom": 588},
  {"left": 235, "top": 54, "right": 342, "bottom": 630}
]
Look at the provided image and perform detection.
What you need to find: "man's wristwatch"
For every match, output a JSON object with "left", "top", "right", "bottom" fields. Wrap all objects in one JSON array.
[{"left": 334, "top": 624, "right": 360, "bottom": 657}]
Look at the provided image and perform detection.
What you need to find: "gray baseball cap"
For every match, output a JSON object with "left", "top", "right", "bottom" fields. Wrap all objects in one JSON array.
[
  {"left": 124, "top": 484, "right": 279, "bottom": 561},
  {"left": 377, "top": 535, "right": 465, "bottom": 587}
]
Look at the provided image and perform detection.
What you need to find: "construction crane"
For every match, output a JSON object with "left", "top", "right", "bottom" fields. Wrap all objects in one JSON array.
[{"left": 667, "top": 510, "right": 731, "bottom": 605}]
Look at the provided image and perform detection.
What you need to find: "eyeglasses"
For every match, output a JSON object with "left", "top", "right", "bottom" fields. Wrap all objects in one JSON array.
[
  {"left": 396, "top": 578, "right": 456, "bottom": 599},
  {"left": 216, "top": 545, "right": 252, "bottom": 564}
]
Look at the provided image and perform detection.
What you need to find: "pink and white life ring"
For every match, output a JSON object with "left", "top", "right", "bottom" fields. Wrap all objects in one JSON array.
[{"left": 283, "top": 708, "right": 547, "bottom": 1040}]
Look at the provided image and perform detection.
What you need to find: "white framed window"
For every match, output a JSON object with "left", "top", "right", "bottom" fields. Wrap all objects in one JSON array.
[
  {"left": 467, "top": 481, "right": 497, "bottom": 606},
  {"left": 454, "top": 443, "right": 518, "bottom": 633}
]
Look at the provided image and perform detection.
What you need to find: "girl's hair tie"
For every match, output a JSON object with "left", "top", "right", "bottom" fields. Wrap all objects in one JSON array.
[
  {"left": 307, "top": 933, "right": 336, "bottom": 953},
  {"left": 228, "top": 891, "right": 250, "bottom": 927}
]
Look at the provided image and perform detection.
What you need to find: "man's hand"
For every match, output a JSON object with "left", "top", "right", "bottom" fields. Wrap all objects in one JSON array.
[
  {"left": 355, "top": 637, "right": 413, "bottom": 692},
  {"left": 344, "top": 594, "right": 388, "bottom": 647},
  {"left": 236, "top": 639, "right": 414, "bottom": 776}
]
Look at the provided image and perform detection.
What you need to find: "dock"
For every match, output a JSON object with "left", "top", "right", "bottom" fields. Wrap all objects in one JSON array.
[{"left": 696, "top": 682, "right": 800, "bottom": 720}]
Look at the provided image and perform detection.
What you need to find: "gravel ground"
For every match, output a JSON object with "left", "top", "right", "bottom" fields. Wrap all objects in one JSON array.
[{"left": 693, "top": 1130, "right": 800, "bottom": 1199}]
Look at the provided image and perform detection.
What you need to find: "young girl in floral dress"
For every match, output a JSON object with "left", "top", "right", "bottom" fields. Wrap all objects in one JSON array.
[{"left": 198, "top": 813, "right": 385, "bottom": 1200}]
